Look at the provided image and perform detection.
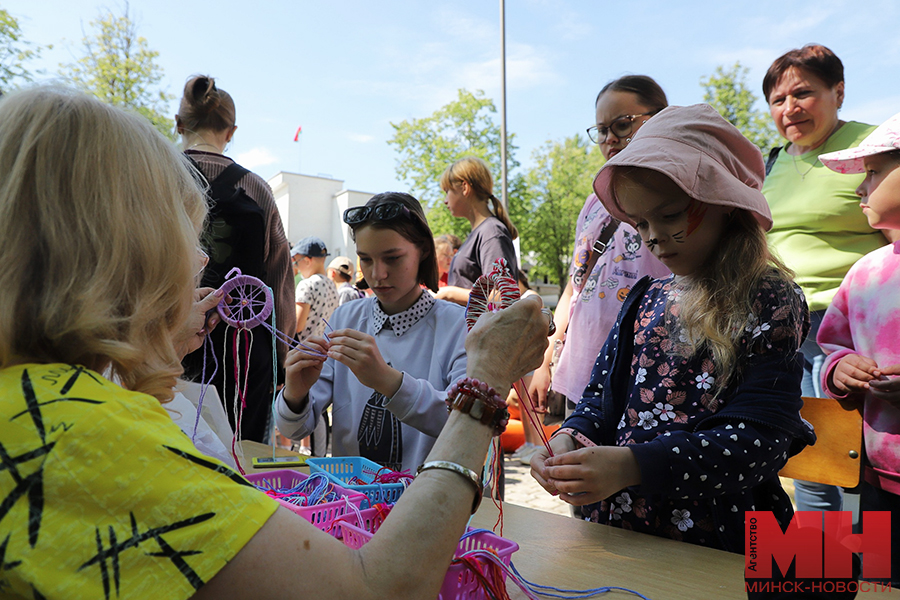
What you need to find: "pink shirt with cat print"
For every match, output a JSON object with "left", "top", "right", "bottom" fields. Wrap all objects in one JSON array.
[
  {"left": 551, "top": 194, "right": 670, "bottom": 402},
  {"left": 818, "top": 241, "right": 900, "bottom": 494}
]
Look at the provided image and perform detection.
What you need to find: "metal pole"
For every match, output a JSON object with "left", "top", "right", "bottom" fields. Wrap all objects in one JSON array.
[{"left": 499, "top": 0, "right": 508, "bottom": 212}]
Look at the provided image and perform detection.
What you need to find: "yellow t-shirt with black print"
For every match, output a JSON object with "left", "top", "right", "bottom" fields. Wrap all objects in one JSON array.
[{"left": 0, "top": 363, "right": 278, "bottom": 599}]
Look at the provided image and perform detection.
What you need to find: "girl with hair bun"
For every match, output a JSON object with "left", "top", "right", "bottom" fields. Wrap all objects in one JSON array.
[
  {"left": 176, "top": 75, "right": 295, "bottom": 443},
  {"left": 436, "top": 156, "right": 520, "bottom": 306}
]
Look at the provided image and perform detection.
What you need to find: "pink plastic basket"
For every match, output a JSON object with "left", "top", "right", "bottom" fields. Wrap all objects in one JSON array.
[
  {"left": 337, "top": 521, "right": 519, "bottom": 600},
  {"left": 244, "top": 469, "right": 367, "bottom": 529},
  {"left": 438, "top": 529, "right": 519, "bottom": 600},
  {"left": 324, "top": 504, "right": 393, "bottom": 541}
]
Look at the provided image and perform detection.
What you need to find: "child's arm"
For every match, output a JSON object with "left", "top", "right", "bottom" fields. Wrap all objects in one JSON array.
[
  {"left": 274, "top": 337, "right": 331, "bottom": 441},
  {"left": 817, "top": 277, "right": 868, "bottom": 400},
  {"left": 369, "top": 317, "right": 468, "bottom": 438},
  {"left": 281, "top": 337, "right": 329, "bottom": 412}
]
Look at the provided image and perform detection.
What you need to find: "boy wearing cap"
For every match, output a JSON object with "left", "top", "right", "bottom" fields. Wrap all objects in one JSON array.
[
  {"left": 292, "top": 236, "right": 339, "bottom": 343},
  {"left": 818, "top": 113, "right": 900, "bottom": 585},
  {"left": 327, "top": 256, "right": 365, "bottom": 306}
]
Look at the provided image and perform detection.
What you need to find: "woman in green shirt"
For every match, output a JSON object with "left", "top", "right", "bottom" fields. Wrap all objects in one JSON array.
[{"left": 762, "top": 43, "right": 897, "bottom": 513}]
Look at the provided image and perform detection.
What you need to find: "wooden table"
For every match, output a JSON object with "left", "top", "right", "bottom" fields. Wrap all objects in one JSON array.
[
  {"left": 237, "top": 439, "right": 309, "bottom": 475},
  {"left": 471, "top": 502, "right": 745, "bottom": 600},
  {"left": 237, "top": 443, "right": 898, "bottom": 597}
]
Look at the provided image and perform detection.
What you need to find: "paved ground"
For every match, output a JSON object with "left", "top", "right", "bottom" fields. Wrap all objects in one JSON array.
[{"left": 502, "top": 453, "right": 571, "bottom": 517}]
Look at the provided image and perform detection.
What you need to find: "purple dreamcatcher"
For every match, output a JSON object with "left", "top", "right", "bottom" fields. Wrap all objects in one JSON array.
[{"left": 195, "top": 268, "right": 326, "bottom": 473}]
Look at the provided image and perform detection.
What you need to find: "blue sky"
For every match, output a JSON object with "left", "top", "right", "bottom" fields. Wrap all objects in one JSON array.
[{"left": 11, "top": 0, "right": 900, "bottom": 195}]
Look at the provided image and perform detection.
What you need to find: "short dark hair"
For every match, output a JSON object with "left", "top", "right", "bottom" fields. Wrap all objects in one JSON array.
[
  {"left": 762, "top": 44, "right": 844, "bottom": 101},
  {"left": 349, "top": 192, "right": 439, "bottom": 292},
  {"left": 596, "top": 75, "right": 668, "bottom": 112}
]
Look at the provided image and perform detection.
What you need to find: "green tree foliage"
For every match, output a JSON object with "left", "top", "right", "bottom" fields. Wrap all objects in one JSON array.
[
  {"left": 388, "top": 89, "right": 522, "bottom": 239},
  {"left": 701, "top": 62, "right": 781, "bottom": 152},
  {"left": 62, "top": 6, "right": 174, "bottom": 138},
  {"left": 521, "top": 135, "right": 605, "bottom": 291},
  {"left": 0, "top": 9, "right": 47, "bottom": 93}
]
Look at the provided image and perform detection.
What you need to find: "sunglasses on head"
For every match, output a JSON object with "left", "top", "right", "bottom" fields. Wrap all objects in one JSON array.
[{"left": 343, "top": 201, "right": 415, "bottom": 226}]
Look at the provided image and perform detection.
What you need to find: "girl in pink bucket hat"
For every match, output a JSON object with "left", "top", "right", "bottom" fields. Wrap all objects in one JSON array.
[
  {"left": 817, "top": 112, "right": 900, "bottom": 586},
  {"left": 531, "top": 104, "right": 816, "bottom": 555}
]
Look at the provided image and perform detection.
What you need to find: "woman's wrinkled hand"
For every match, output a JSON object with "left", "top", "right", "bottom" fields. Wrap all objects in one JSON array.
[
  {"left": 465, "top": 295, "right": 549, "bottom": 398},
  {"left": 175, "top": 287, "right": 224, "bottom": 359}
]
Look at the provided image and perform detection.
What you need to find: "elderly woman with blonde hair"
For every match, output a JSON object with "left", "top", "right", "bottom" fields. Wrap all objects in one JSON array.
[{"left": 0, "top": 86, "right": 550, "bottom": 599}]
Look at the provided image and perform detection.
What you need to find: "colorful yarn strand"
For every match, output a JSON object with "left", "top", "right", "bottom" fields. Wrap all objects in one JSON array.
[
  {"left": 512, "top": 380, "right": 555, "bottom": 459},
  {"left": 453, "top": 532, "right": 653, "bottom": 600}
]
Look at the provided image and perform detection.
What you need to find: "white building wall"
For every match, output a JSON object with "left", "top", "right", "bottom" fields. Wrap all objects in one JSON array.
[{"left": 268, "top": 171, "right": 372, "bottom": 259}]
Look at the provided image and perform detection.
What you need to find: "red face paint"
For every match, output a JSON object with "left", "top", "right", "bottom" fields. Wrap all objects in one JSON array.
[{"left": 685, "top": 198, "right": 708, "bottom": 237}]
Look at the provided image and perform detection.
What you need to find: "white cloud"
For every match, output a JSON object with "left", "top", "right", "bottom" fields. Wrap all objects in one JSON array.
[
  {"left": 235, "top": 147, "right": 278, "bottom": 170},
  {"left": 348, "top": 134, "right": 375, "bottom": 143}
]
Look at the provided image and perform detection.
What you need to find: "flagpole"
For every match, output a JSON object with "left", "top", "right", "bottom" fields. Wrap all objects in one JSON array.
[{"left": 499, "top": 0, "right": 508, "bottom": 213}]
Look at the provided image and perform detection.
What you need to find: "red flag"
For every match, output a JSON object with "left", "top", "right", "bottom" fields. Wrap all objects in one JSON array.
[{"left": 293, "top": 126, "right": 302, "bottom": 142}]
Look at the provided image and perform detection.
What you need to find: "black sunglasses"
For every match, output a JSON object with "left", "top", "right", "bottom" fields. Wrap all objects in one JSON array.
[{"left": 343, "top": 201, "right": 415, "bottom": 226}]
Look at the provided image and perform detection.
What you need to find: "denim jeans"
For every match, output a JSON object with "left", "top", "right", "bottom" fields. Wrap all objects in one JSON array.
[{"left": 794, "top": 309, "right": 844, "bottom": 513}]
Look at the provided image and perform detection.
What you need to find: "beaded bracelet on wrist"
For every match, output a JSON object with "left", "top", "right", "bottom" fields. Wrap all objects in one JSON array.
[{"left": 445, "top": 377, "right": 509, "bottom": 436}]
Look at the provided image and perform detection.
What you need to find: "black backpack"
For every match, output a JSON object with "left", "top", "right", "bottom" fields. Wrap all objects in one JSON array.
[{"left": 188, "top": 157, "right": 267, "bottom": 288}]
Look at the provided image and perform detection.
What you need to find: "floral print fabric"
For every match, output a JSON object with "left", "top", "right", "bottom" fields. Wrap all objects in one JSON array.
[{"left": 567, "top": 273, "right": 810, "bottom": 551}]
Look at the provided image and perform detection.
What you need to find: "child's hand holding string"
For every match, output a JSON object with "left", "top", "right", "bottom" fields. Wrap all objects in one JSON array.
[
  {"left": 530, "top": 434, "right": 575, "bottom": 496},
  {"left": 327, "top": 328, "right": 404, "bottom": 399},
  {"left": 283, "top": 336, "right": 329, "bottom": 413},
  {"left": 533, "top": 441, "right": 642, "bottom": 506},
  {"left": 869, "top": 363, "right": 900, "bottom": 408},
  {"left": 831, "top": 353, "right": 882, "bottom": 396}
]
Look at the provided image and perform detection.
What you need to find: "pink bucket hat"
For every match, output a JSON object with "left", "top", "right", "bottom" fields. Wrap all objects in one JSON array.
[
  {"left": 592, "top": 104, "right": 773, "bottom": 230},
  {"left": 820, "top": 112, "right": 900, "bottom": 174}
]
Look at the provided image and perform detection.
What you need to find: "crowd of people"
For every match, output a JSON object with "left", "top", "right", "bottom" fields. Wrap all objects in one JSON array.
[{"left": 1, "top": 40, "right": 899, "bottom": 598}]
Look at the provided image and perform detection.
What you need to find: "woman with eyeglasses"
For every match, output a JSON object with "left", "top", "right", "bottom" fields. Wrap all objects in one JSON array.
[
  {"left": 274, "top": 193, "right": 470, "bottom": 473},
  {"left": 435, "top": 156, "right": 520, "bottom": 307},
  {"left": 528, "top": 76, "right": 670, "bottom": 451}
]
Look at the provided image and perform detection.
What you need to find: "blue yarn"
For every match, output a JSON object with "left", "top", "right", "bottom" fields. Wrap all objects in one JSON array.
[
  {"left": 508, "top": 561, "right": 653, "bottom": 599},
  {"left": 458, "top": 529, "right": 652, "bottom": 600}
]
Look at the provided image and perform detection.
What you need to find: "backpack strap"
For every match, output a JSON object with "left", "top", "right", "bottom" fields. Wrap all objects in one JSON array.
[
  {"left": 765, "top": 146, "right": 782, "bottom": 176},
  {"left": 211, "top": 163, "right": 250, "bottom": 191},
  {"left": 582, "top": 218, "right": 620, "bottom": 280}
]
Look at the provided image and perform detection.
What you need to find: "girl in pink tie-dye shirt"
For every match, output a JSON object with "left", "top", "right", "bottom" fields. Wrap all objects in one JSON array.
[{"left": 818, "top": 112, "right": 900, "bottom": 586}]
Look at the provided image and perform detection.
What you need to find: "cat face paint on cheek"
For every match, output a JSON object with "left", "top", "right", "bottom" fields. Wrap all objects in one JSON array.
[{"left": 685, "top": 198, "right": 708, "bottom": 237}]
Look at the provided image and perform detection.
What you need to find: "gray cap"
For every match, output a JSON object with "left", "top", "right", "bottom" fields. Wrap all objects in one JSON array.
[{"left": 291, "top": 236, "right": 329, "bottom": 258}]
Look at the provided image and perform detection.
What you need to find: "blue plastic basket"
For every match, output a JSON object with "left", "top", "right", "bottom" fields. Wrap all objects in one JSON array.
[{"left": 306, "top": 456, "right": 407, "bottom": 508}]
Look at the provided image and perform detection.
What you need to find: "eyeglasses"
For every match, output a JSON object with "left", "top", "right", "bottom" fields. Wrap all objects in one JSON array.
[
  {"left": 196, "top": 248, "right": 210, "bottom": 277},
  {"left": 343, "top": 201, "right": 414, "bottom": 226},
  {"left": 586, "top": 110, "right": 659, "bottom": 144}
]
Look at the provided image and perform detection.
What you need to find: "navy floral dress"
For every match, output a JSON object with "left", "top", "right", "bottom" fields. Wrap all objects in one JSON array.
[{"left": 562, "top": 273, "right": 815, "bottom": 553}]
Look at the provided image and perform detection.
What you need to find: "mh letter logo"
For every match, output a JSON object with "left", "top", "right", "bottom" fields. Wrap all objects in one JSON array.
[{"left": 745, "top": 511, "right": 891, "bottom": 579}]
